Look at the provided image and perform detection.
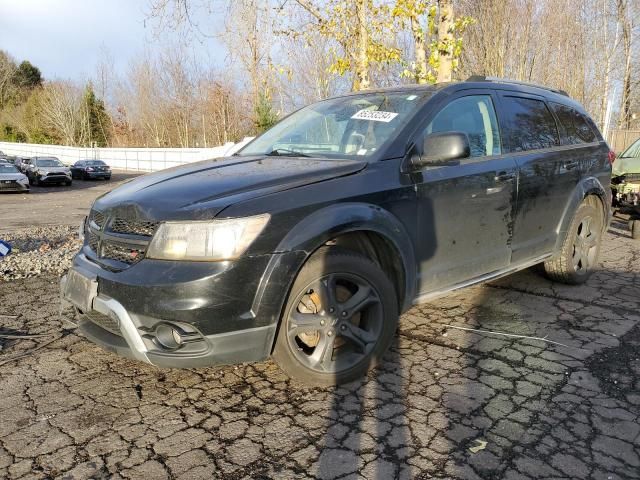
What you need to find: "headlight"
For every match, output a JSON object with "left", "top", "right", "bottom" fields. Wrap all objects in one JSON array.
[{"left": 146, "top": 214, "right": 270, "bottom": 261}]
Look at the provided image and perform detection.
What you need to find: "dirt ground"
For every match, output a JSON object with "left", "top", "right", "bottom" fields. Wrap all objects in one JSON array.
[
  {"left": 0, "top": 179, "right": 639, "bottom": 479},
  {"left": 0, "top": 171, "right": 141, "bottom": 234}
]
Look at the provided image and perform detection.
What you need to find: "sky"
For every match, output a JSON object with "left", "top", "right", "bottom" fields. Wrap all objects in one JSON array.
[{"left": 0, "top": 0, "right": 227, "bottom": 81}]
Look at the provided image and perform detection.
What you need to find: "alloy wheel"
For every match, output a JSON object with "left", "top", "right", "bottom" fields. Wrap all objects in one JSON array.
[
  {"left": 285, "top": 273, "right": 383, "bottom": 374},
  {"left": 572, "top": 215, "right": 599, "bottom": 272}
]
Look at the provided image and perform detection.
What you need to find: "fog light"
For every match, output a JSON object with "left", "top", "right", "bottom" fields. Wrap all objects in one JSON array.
[{"left": 154, "top": 324, "right": 182, "bottom": 350}]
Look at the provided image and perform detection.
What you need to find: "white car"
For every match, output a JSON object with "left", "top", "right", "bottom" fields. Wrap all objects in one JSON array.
[{"left": 0, "top": 163, "right": 30, "bottom": 193}]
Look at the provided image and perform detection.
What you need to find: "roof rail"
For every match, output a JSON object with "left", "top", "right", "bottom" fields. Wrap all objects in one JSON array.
[{"left": 466, "top": 75, "right": 569, "bottom": 97}]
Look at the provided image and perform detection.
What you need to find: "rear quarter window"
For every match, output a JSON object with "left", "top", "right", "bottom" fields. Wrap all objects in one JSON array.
[
  {"left": 501, "top": 96, "right": 560, "bottom": 152},
  {"left": 550, "top": 103, "right": 597, "bottom": 144}
]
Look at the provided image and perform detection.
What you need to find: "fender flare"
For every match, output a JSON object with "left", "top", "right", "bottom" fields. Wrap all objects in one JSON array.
[
  {"left": 553, "top": 176, "right": 611, "bottom": 253},
  {"left": 252, "top": 202, "right": 418, "bottom": 328}
]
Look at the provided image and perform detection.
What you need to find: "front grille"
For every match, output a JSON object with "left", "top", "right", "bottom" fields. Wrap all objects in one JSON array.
[
  {"left": 110, "top": 218, "right": 159, "bottom": 237},
  {"left": 84, "top": 309, "right": 121, "bottom": 336},
  {"left": 102, "top": 242, "right": 145, "bottom": 265},
  {"left": 0, "top": 180, "right": 19, "bottom": 190},
  {"left": 87, "top": 230, "right": 99, "bottom": 251},
  {"left": 86, "top": 210, "right": 157, "bottom": 267},
  {"left": 90, "top": 210, "right": 105, "bottom": 229}
]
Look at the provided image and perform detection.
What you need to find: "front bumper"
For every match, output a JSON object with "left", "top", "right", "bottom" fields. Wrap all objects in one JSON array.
[
  {"left": 61, "top": 250, "right": 303, "bottom": 368},
  {"left": 39, "top": 173, "right": 71, "bottom": 183},
  {"left": 0, "top": 180, "right": 29, "bottom": 192},
  {"left": 84, "top": 171, "right": 111, "bottom": 179}
]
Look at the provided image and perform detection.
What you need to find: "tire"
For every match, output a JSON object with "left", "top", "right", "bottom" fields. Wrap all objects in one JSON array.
[
  {"left": 631, "top": 220, "right": 640, "bottom": 240},
  {"left": 272, "top": 247, "right": 398, "bottom": 386},
  {"left": 544, "top": 198, "right": 603, "bottom": 284},
  {"left": 65, "top": 180, "right": 72, "bottom": 186}
]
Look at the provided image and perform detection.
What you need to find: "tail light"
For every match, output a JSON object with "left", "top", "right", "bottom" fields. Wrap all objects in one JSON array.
[{"left": 608, "top": 151, "right": 616, "bottom": 165}]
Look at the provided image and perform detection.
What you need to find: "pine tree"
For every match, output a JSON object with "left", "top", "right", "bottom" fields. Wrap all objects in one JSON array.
[
  {"left": 83, "top": 83, "right": 111, "bottom": 147},
  {"left": 254, "top": 91, "right": 278, "bottom": 133}
]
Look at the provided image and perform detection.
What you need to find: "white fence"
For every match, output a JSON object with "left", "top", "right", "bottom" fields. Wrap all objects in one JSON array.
[{"left": 0, "top": 138, "right": 254, "bottom": 172}]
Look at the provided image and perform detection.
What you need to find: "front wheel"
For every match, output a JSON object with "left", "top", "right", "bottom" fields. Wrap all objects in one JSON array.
[
  {"left": 544, "top": 198, "right": 603, "bottom": 284},
  {"left": 272, "top": 247, "right": 398, "bottom": 386}
]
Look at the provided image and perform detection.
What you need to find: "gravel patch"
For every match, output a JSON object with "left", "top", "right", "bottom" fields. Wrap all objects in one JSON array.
[{"left": 0, "top": 226, "right": 81, "bottom": 280}]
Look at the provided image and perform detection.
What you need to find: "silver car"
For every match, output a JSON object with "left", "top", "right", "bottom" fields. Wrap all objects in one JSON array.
[
  {"left": 0, "top": 163, "right": 30, "bottom": 193},
  {"left": 26, "top": 156, "right": 72, "bottom": 186}
]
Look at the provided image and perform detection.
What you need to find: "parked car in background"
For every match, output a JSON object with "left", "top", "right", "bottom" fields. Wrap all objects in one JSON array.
[
  {"left": 0, "top": 163, "right": 30, "bottom": 193},
  {"left": 612, "top": 136, "right": 640, "bottom": 239},
  {"left": 16, "top": 157, "right": 31, "bottom": 173},
  {"left": 70, "top": 160, "right": 112, "bottom": 180},
  {"left": 26, "top": 156, "right": 72, "bottom": 186},
  {"left": 62, "top": 78, "right": 612, "bottom": 385}
]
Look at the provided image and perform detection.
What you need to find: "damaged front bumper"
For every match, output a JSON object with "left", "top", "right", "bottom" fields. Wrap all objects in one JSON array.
[{"left": 60, "top": 250, "right": 299, "bottom": 368}]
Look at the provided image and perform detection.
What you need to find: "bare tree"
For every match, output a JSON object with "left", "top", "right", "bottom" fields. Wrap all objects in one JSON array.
[
  {"left": 38, "top": 81, "right": 85, "bottom": 145},
  {"left": 616, "top": 0, "right": 635, "bottom": 129},
  {"left": 0, "top": 51, "right": 17, "bottom": 109}
]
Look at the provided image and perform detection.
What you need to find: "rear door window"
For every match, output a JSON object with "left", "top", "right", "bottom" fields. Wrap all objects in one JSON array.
[
  {"left": 549, "top": 103, "right": 596, "bottom": 144},
  {"left": 426, "top": 95, "right": 501, "bottom": 157},
  {"left": 501, "top": 96, "right": 559, "bottom": 152}
]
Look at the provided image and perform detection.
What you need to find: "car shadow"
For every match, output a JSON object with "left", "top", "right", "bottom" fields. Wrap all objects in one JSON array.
[{"left": 314, "top": 208, "right": 637, "bottom": 478}]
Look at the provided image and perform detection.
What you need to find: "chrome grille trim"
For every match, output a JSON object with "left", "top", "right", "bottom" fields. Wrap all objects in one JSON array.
[{"left": 86, "top": 209, "right": 157, "bottom": 267}]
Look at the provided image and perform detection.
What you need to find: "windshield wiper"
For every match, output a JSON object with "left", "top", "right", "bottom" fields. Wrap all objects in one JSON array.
[{"left": 265, "top": 148, "right": 310, "bottom": 157}]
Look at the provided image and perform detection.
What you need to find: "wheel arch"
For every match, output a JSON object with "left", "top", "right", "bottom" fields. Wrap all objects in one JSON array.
[
  {"left": 252, "top": 202, "right": 417, "bottom": 352},
  {"left": 553, "top": 176, "right": 610, "bottom": 254}
]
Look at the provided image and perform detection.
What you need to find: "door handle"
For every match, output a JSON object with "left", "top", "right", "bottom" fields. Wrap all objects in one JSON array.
[
  {"left": 494, "top": 171, "right": 516, "bottom": 182},
  {"left": 564, "top": 161, "right": 579, "bottom": 170}
]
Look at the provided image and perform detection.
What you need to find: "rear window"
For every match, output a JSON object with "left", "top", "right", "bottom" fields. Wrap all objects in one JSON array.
[
  {"left": 550, "top": 103, "right": 596, "bottom": 144},
  {"left": 501, "top": 96, "right": 559, "bottom": 152}
]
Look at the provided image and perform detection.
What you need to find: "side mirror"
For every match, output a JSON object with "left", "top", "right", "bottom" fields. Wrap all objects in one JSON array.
[{"left": 409, "top": 131, "right": 470, "bottom": 170}]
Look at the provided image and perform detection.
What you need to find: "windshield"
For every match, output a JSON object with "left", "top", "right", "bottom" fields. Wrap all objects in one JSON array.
[
  {"left": 0, "top": 164, "right": 19, "bottom": 174},
  {"left": 238, "top": 92, "right": 430, "bottom": 159},
  {"left": 620, "top": 138, "right": 640, "bottom": 158},
  {"left": 85, "top": 160, "right": 106, "bottom": 166},
  {"left": 36, "top": 158, "right": 63, "bottom": 167}
]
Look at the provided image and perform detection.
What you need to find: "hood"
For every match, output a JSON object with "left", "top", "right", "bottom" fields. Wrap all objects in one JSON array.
[
  {"left": 93, "top": 156, "right": 366, "bottom": 221},
  {"left": 0, "top": 172, "right": 27, "bottom": 181},
  {"left": 36, "top": 166, "right": 69, "bottom": 173},
  {"left": 612, "top": 156, "right": 640, "bottom": 177}
]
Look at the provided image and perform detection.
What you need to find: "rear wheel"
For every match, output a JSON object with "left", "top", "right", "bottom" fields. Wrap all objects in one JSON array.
[
  {"left": 544, "top": 198, "right": 603, "bottom": 284},
  {"left": 273, "top": 247, "right": 398, "bottom": 386}
]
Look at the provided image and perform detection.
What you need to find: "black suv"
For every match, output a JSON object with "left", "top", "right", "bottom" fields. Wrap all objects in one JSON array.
[{"left": 61, "top": 78, "right": 612, "bottom": 385}]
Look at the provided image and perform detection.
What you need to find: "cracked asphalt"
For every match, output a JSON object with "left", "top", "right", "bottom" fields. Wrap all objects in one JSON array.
[{"left": 0, "top": 214, "right": 639, "bottom": 479}]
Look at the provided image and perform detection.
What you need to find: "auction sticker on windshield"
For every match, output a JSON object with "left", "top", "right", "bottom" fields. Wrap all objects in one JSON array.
[{"left": 351, "top": 109, "right": 399, "bottom": 122}]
